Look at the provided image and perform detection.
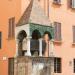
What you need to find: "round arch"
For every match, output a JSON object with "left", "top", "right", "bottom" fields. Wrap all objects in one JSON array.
[
  {"left": 17, "top": 30, "right": 27, "bottom": 56},
  {"left": 32, "top": 29, "right": 41, "bottom": 40},
  {"left": 43, "top": 31, "right": 52, "bottom": 41},
  {"left": 17, "top": 30, "right": 27, "bottom": 41}
]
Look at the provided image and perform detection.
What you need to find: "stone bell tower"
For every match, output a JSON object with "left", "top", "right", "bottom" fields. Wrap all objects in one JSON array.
[{"left": 15, "top": 0, "right": 54, "bottom": 57}]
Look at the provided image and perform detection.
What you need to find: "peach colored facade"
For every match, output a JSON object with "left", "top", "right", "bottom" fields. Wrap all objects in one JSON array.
[
  {"left": 0, "top": 0, "right": 75, "bottom": 75},
  {"left": 39, "top": 0, "right": 75, "bottom": 75},
  {"left": 49, "top": 0, "right": 75, "bottom": 75}
]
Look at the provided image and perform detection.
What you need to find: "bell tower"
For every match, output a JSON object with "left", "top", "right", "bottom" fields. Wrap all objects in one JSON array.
[{"left": 15, "top": 0, "right": 54, "bottom": 57}]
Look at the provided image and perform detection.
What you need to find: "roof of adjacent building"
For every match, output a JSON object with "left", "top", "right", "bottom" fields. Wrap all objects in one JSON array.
[{"left": 16, "top": 0, "right": 50, "bottom": 26}]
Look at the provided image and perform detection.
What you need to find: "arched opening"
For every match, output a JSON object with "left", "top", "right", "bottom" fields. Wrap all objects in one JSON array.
[
  {"left": 43, "top": 31, "right": 52, "bottom": 57},
  {"left": 43, "top": 31, "right": 52, "bottom": 41},
  {"left": 17, "top": 30, "right": 27, "bottom": 56},
  {"left": 32, "top": 29, "right": 41, "bottom": 40},
  {"left": 31, "top": 30, "right": 41, "bottom": 56}
]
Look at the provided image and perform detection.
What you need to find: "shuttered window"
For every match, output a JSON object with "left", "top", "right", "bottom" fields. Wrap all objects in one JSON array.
[
  {"left": 54, "top": 57, "right": 62, "bottom": 73},
  {"left": 74, "top": 59, "right": 75, "bottom": 73},
  {"left": 53, "top": 0, "right": 61, "bottom": 4},
  {"left": 68, "top": 0, "right": 75, "bottom": 8},
  {"left": 73, "top": 26, "right": 75, "bottom": 43},
  {"left": 0, "top": 32, "right": 2, "bottom": 49},
  {"left": 38, "top": 0, "right": 40, "bottom": 1},
  {"left": 8, "top": 58, "right": 14, "bottom": 75},
  {"left": 72, "top": 0, "right": 75, "bottom": 8},
  {"left": 8, "top": 17, "right": 15, "bottom": 39},
  {"left": 54, "top": 22, "right": 61, "bottom": 41},
  {"left": 68, "top": 0, "right": 72, "bottom": 8}
]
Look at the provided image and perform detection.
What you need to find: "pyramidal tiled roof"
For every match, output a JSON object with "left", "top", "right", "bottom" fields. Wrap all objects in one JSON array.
[{"left": 17, "top": 0, "right": 50, "bottom": 26}]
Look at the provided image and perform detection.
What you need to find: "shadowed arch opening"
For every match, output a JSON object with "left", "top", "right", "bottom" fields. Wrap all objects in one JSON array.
[
  {"left": 43, "top": 31, "right": 52, "bottom": 40},
  {"left": 17, "top": 30, "right": 27, "bottom": 56},
  {"left": 32, "top": 29, "right": 41, "bottom": 40},
  {"left": 31, "top": 29, "right": 41, "bottom": 56},
  {"left": 17, "top": 30, "right": 27, "bottom": 41},
  {"left": 42, "top": 31, "right": 52, "bottom": 56}
]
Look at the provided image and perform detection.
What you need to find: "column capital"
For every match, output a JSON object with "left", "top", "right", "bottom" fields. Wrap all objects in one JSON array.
[
  {"left": 27, "top": 36, "right": 32, "bottom": 39},
  {"left": 39, "top": 38, "right": 43, "bottom": 41},
  {"left": 50, "top": 39, "right": 54, "bottom": 44},
  {"left": 50, "top": 39, "right": 54, "bottom": 42},
  {"left": 39, "top": 38, "right": 43, "bottom": 57}
]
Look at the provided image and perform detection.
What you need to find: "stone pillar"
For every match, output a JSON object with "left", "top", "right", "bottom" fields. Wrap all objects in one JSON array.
[
  {"left": 44, "top": 41, "right": 49, "bottom": 57},
  {"left": 15, "top": 39, "right": 19, "bottom": 57},
  {"left": 22, "top": 38, "right": 27, "bottom": 51},
  {"left": 25, "top": 37, "right": 31, "bottom": 56},
  {"left": 49, "top": 39, "right": 54, "bottom": 57},
  {"left": 39, "top": 38, "right": 42, "bottom": 56},
  {"left": 50, "top": 58, "right": 54, "bottom": 75}
]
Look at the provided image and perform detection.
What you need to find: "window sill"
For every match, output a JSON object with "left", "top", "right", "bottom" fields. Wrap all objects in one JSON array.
[
  {"left": 54, "top": 40, "right": 62, "bottom": 45},
  {"left": 68, "top": 6, "right": 75, "bottom": 10},
  {"left": 70, "top": 7, "right": 75, "bottom": 10},
  {"left": 72, "top": 43, "right": 75, "bottom": 46},
  {"left": 54, "top": 72, "right": 62, "bottom": 73},
  {"left": 7, "top": 37, "right": 15, "bottom": 40},
  {"left": 53, "top": 2, "right": 61, "bottom": 6}
]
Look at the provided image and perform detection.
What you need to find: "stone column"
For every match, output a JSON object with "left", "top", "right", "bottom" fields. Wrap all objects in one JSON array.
[
  {"left": 49, "top": 39, "right": 54, "bottom": 57},
  {"left": 22, "top": 38, "right": 27, "bottom": 51},
  {"left": 50, "top": 58, "right": 54, "bottom": 75},
  {"left": 25, "top": 37, "right": 31, "bottom": 56},
  {"left": 15, "top": 39, "right": 19, "bottom": 57},
  {"left": 39, "top": 38, "right": 42, "bottom": 56}
]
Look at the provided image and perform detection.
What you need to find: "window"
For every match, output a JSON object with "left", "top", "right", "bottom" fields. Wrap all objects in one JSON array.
[
  {"left": 54, "top": 22, "right": 62, "bottom": 41},
  {"left": 38, "top": 0, "right": 40, "bottom": 1},
  {"left": 72, "top": 0, "right": 75, "bottom": 8},
  {"left": 8, "top": 17, "right": 15, "bottom": 39},
  {"left": 74, "top": 59, "right": 75, "bottom": 73},
  {"left": 68, "top": 0, "right": 75, "bottom": 8},
  {"left": 53, "top": 0, "right": 61, "bottom": 5},
  {"left": 0, "top": 32, "right": 2, "bottom": 49},
  {"left": 54, "top": 57, "right": 62, "bottom": 73},
  {"left": 8, "top": 58, "right": 14, "bottom": 75},
  {"left": 73, "top": 26, "right": 75, "bottom": 43}
]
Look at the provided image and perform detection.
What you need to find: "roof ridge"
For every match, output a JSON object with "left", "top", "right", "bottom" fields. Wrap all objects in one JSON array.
[{"left": 16, "top": 0, "right": 33, "bottom": 26}]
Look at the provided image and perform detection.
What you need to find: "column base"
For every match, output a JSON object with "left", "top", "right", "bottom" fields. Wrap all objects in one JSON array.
[
  {"left": 25, "top": 51, "right": 31, "bottom": 56},
  {"left": 14, "top": 53, "right": 18, "bottom": 57},
  {"left": 39, "top": 54, "right": 42, "bottom": 57}
]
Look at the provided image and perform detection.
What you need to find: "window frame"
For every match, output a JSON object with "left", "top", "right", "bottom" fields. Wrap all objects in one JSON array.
[
  {"left": 72, "top": 0, "right": 75, "bottom": 8},
  {"left": 72, "top": 26, "right": 75, "bottom": 44},
  {"left": 0, "top": 32, "right": 2, "bottom": 49},
  {"left": 54, "top": 22, "right": 62, "bottom": 42},
  {"left": 53, "top": 0, "right": 61, "bottom": 5},
  {"left": 73, "top": 59, "right": 75, "bottom": 73},
  {"left": 68, "top": 0, "right": 75, "bottom": 9},
  {"left": 54, "top": 57, "right": 62, "bottom": 73},
  {"left": 8, "top": 17, "right": 15, "bottom": 39}
]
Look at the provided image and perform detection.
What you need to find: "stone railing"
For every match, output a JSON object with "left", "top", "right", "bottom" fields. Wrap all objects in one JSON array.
[{"left": 8, "top": 56, "right": 54, "bottom": 75}]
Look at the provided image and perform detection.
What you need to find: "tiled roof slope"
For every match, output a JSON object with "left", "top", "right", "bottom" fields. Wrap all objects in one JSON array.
[{"left": 17, "top": 0, "right": 50, "bottom": 26}]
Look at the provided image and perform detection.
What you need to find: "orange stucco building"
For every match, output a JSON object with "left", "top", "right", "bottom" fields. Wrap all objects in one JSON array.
[
  {"left": 1, "top": 0, "right": 75, "bottom": 75},
  {"left": 0, "top": 0, "right": 21, "bottom": 75}
]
